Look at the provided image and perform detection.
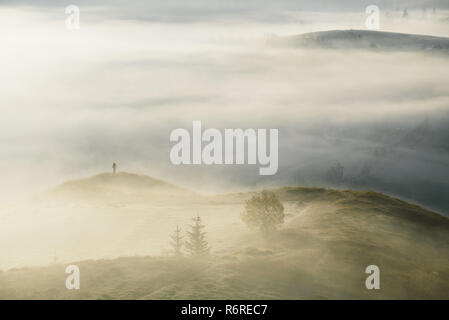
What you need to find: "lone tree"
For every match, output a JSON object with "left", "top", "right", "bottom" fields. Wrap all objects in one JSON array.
[
  {"left": 241, "top": 191, "right": 284, "bottom": 234},
  {"left": 170, "top": 225, "right": 183, "bottom": 257},
  {"left": 326, "top": 162, "right": 344, "bottom": 186},
  {"left": 185, "top": 215, "right": 209, "bottom": 257}
]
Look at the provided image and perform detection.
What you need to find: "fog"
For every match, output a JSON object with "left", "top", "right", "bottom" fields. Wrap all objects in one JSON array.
[
  {"left": 0, "top": 2, "right": 449, "bottom": 277},
  {"left": 1, "top": 4, "right": 448, "bottom": 209}
]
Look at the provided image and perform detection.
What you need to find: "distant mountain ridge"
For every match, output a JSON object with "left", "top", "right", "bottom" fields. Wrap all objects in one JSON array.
[{"left": 269, "top": 29, "right": 449, "bottom": 52}]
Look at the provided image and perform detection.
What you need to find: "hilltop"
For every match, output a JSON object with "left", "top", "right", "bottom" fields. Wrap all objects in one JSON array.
[
  {"left": 33, "top": 172, "right": 197, "bottom": 205},
  {"left": 1, "top": 173, "right": 448, "bottom": 299},
  {"left": 269, "top": 30, "right": 449, "bottom": 52}
]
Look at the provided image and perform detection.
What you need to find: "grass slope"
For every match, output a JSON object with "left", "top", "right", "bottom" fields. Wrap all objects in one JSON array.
[
  {"left": 1, "top": 179, "right": 448, "bottom": 299},
  {"left": 33, "top": 172, "right": 197, "bottom": 205}
]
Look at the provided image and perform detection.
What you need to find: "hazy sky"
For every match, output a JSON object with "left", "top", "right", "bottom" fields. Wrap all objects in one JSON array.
[{"left": 0, "top": 1, "right": 448, "bottom": 214}]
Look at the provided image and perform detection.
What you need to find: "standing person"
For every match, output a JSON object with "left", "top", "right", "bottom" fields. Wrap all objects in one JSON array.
[{"left": 112, "top": 162, "right": 117, "bottom": 174}]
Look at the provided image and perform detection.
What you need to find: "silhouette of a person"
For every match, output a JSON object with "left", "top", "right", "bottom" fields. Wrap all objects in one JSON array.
[{"left": 112, "top": 162, "right": 117, "bottom": 174}]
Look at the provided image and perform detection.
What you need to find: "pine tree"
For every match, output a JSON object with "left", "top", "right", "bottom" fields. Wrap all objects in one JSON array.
[
  {"left": 185, "top": 215, "right": 209, "bottom": 257},
  {"left": 170, "top": 225, "right": 183, "bottom": 257}
]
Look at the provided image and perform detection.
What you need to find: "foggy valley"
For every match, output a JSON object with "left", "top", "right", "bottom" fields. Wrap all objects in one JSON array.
[{"left": 0, "top": 1, "right": 448, "bottom": 300}]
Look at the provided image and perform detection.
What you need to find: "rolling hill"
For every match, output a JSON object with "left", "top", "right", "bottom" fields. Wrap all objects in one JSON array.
[
  {"left": 1, "top": 173, "right": 448, "bottom": 299},
  {"left": 269, "top": 30, "right": 449, "bottom": 52},
  {"left": 33, "top": 172, "right": 198, "bottom": 205}
]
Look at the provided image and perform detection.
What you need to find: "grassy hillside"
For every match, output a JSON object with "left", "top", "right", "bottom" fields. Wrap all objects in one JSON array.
[
  {"left": 33, "top": 172, "right": 199, "bottom": 205},
  {"left": 1, "top": 175, "right": 448, "bottom": 299}
]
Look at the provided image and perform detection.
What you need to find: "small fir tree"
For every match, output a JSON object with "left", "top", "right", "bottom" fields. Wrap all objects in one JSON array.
[
  {"left": 170, "top": 225, "right": 183, "bottom": 257},
  {"left": 185, "top": 216, "right": 209, "bottom": 257}
]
